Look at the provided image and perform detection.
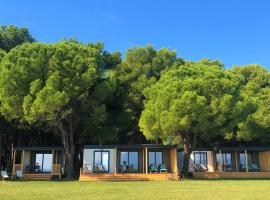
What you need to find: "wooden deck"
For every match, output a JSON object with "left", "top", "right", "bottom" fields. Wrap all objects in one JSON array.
[
  {"left": 193, "top": 171, "right": 270, "bottom": 179},
  {"left": 79, "top": 173, "right": 178, "bottom": 181},
  {"left": 23, "top": 174, "right": 52, "bottom": 180}
]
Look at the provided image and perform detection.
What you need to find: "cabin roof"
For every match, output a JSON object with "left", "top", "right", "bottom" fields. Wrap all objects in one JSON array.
[
  {"left": 14, "top": 146, "right": 63, "bottom": 151},
  {"left": 84, "top": 144, "right": 176, "bottom": 149},
  {"left": 219, "top": 146, "right": 270, "bottom": 151}
]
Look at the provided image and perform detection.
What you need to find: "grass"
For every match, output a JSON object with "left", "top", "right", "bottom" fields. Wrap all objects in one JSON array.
[{"left": 1, "top": 180, "right": 270, "bottom": 200}]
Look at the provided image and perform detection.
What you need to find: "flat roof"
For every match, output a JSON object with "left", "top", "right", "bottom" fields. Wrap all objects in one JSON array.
[
  {"left": 84, "top": 144, "right": 176, "bottom": 149},
  {"left": 14, "top": 147, "right": 63, "bottom": 151},
  {"left": 219, "top": 146, "right": 270, "bottom": 151},
  {"left": 178, "top": 146, "right": 270, "bottom": 151}
]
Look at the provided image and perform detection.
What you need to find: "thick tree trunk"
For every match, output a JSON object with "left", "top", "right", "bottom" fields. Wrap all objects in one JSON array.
[
  {"left": 182, "top": 142, "right": 192, "bottom": 178},
  {"left": 181, "top": 132, "right": 197, "bottom": 178},
  {"left": 55, "top": 117, "right": 75, "bottom": 179},
  {"left": 64, "top": 141, "right": 75, "bottom": 179}
]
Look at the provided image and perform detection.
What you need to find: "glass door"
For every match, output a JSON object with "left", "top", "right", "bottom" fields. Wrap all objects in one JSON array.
[
  {"left": 35, "top": 153, "right": 53, "bottom": 173},
  {"left": 94, "top": 151, "right": 110, "bottom": 172},
  {"left": 102, "top": 152, "right": 109, "bottom": 172}
]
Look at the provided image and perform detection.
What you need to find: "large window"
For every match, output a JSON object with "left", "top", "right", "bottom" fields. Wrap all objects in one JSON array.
[
  {"left": 216, "top": 153, "right": 232, "bottom": 171},
  {"left": 94, "top": 151, "right": 109, "bottom": 172},
  {"left": 149, "top": 152, "right": 163, "bottom": 166},
  {"left": 194, "top": 152, "right": 207, "bottom": 167},
  {"left": 35, "top": 153, "right": 53, "bottom": 172},
  {"left": 120, "top": 151, "right": 139, "bottom": 172},
  {"left": 239, "top": 152, "right": 260, "bottom": 172},
  {"left": 239, "top": 153, "right": 247, "bottom": 171}
]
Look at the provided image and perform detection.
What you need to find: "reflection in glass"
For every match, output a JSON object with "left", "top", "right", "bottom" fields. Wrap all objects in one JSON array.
[
  {"left": 149, "top": 152, "right": 163, "bottom": 166},
  {"left": 120, "top": 151, "right": 139, "bottom": 172},
  {"left": 102, "top": 152, "right": 109, "bottom": 171},
  {"left": 94, "top": 151, "right": 109, "bottom": 172}
]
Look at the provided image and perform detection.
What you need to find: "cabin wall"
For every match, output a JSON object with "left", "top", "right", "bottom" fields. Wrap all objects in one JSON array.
[
  {"left": 259, "top": 151, "right": 270, "bottom": 172},
  {"left": 83, "top": 148, "right": 115, "bottom": 173},
  {"left": 170, "top": 148, "right": 178, "bottom": 173},
  {"left": 163, "top": 149, "right": 171, "bottom": 172}
]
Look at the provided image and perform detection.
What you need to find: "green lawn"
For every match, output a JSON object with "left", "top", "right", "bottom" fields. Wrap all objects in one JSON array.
[{"left": 1, "top": 180, "right": 270, "bottom": 200}]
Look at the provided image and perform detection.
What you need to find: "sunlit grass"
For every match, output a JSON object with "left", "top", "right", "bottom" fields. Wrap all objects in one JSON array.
[{"left": 1, "top": 179, "right": 270, "bottom": 200}]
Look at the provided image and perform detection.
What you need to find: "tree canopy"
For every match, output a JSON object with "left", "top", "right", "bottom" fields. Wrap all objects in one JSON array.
[
  {"left": 115, "top": 45, "right": 183, "bottom": 143},
  {"left": 0, "top": 25, "right": 35, "bottom": 52},
  {"left": 139, "top": 59, "right": 251, "bottom": 175}
]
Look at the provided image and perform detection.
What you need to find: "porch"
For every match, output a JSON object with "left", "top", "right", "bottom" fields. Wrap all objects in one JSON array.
[
  {"left": 192, "top": 147, "right": 270, "bottom": 179},
  {"left": 12, "top": 147, "right": 64, "bottom": 180},
  {"left": 81, "top": 145, "right": 178, "bottom": 181}
]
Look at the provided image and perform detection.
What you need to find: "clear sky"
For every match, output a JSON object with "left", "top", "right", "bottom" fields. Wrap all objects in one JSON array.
[{"left": 1, "top": 0, "right": 269, "bottom": 69}]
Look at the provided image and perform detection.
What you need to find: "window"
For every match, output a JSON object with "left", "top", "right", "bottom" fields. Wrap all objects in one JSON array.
[
  {"left": 94, "top": 151, "right": 110, "bottom": 172},
  {"left": 239, "top": 153, "right": 247, "bottom": 171},
  {"left": 35, "top": 153, "right": 53, "bottom": 172},
  {"left": 120, "top": 151, "right": 139, "bottom": 172},
  {"left": 216, "top": 153, "right": 232, "bottom": 171},
  {"left": 149, "top": 152, "right": 163, "bottom": 166},
  {"left": 194, "top": 152, "right": 207, "bottom": 167}
]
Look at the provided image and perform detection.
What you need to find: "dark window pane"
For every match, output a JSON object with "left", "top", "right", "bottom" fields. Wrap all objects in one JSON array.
[
  {"left": 129, "top": 152, "right": 138, "bottom": 171},
  {"left": 120, "top": 152, "right": 128, "bottom": 165}
]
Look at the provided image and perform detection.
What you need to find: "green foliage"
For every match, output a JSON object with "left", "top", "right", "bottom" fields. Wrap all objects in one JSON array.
[
  {"left": 0, "top": 42, "right": 100, "bottom": 125},
  {"left": 0, "top": 25, "right": 35, "bottom": 52},
  {"left": 115, "top": 45, "right": 183, "bottom": 142},
  {"left": 0, "top": 49, "right": 5, "bottom": 62},
  {"left": 139, "top": 60, "right": 240, "bottom": 146},
  {"left": 227, "top": 65, "right": 270, "bottom": 141}
]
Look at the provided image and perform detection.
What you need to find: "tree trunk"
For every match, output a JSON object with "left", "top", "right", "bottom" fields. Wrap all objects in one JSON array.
[
  {"left": 55, "top": 118, "right": 75, "bottom": 179},
  {"left": 182, "top": 142, "right": 192, "bottom": 178},
  {"left": 64, "top": 143, "right": 75, "bottom": 179},
  {"left": 181, "top": 132, "right": 197, "bottom": 178},
  {"left": 0, "top": 134, "right": 3, "bottom": 170}
]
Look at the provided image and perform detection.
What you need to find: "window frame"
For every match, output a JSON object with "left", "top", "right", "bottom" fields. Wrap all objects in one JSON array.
[
  {"left": 35, "top": 153, "right": 53, "bottom": 172},
  {"left": 216, "top": 152, "right": 233, "bottom": 171},
  {"left": 148, "top": 151, "right": 163, "bottom": 166},
  {"left": 120, "top": 151, "right": 139, "bottom": 172},
  {"left": 93, "top": 150, "right": 110, "bottom": 173},
  {"left": 193, "top": 152, "right": 208, "bottom": 167}
]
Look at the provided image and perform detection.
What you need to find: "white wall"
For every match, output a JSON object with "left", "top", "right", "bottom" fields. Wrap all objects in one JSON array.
[{"left": 83, "top": 148, "right": 115, "bottom": 173}]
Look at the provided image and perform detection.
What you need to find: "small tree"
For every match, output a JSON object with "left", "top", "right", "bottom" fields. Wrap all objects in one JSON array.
[
  {"left": 139, "top": 59, "right": 240, "bottom": 176},
  {"left": 0, "top": 41, "right": 102, "bottom": 178}
]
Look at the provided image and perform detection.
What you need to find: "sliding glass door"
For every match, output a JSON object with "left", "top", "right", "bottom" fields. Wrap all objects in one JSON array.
[
  {"left": 216, "top": 153, "right": 232, "bottom": 171},
  {"left": 94, "top": 151, "right": 109, "bottom": 172},
  {"left": 35, "top": 153, "right": 53, "bottom": 173},
  {"left": 120, "top": 151, "right": 139, "bottom": 172}
]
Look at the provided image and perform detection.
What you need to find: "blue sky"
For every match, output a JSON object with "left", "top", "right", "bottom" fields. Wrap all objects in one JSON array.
[{"left": 0, "top": 0, "right": 269, "bottom": 69}]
